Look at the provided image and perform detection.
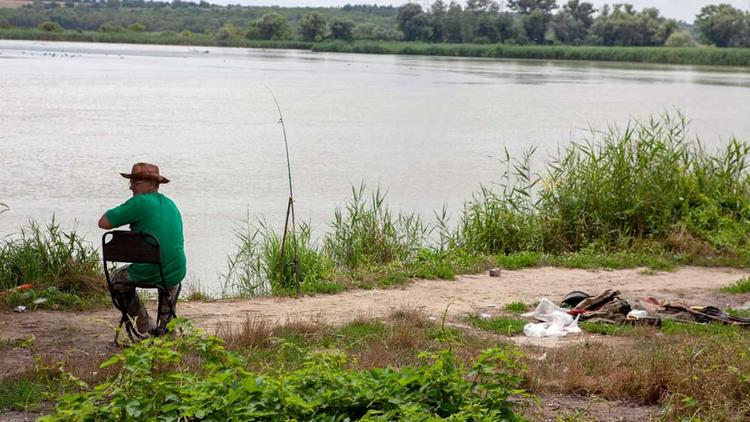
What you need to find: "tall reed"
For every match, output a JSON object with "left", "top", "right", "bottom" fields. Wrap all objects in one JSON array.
[
  {"left": 0, "top": 218, "right": 103, "bottom": 292},
  {"left": 324, "top": 183, "right": 429, "bottom": 270},
  {"left": 222, "top": 219, "right": 337, "bottom": 297}
]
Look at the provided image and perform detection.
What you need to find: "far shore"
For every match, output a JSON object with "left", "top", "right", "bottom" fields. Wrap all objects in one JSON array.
[{"left": 3, "top": 28, "right": 750, "bottom": 67}]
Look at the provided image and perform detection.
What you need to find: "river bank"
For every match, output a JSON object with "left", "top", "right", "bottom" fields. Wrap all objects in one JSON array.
[
  {"left": 2, "top": 266, "right": 749, "bottom": 420},
  {"left": 3, "top": 28, "right": 750, "bottom": 67}
]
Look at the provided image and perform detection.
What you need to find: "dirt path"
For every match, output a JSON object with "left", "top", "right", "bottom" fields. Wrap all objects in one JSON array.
[{"left": 1, "top": 266, "right": 748, "bottom": 381}]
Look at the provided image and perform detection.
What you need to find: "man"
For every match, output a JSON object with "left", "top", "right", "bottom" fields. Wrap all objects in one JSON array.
[{"left": 99, "top": 162, "right": 186, "bottom": 336}]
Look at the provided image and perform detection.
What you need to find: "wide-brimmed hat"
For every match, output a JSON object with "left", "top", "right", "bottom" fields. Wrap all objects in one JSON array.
[{"left": 120, "top": 162, "right": 170, "bottom": 184}]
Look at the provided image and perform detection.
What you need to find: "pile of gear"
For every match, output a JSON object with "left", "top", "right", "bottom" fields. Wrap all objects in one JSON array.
[{"left": 523, "top": 289, "right": 750, "bottom": 338}]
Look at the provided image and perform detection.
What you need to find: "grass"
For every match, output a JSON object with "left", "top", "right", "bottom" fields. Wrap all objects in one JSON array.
[
  {"left": 720, "top": 276, "right": 750, "bottom": 294},
  {"left": 0, "top": 27, "right": 313, "bottom": 50},
  {"left": 6, "top": 310, "right": 750, "bottom": 421},
  {"left": 0, "top": 219, "right": 107, "bottom": 310},
  {"left": 505, "top": 301, "right": 529, "bottom": 313},
  {"left": 0, "top": 377, "right": 45, "bottom": 412},
  {"left": 219, "top": 114, "right": 750, "bottom": 298},
  {"left": 469, "top": 314, "right": 527, "bottom": 336},
  {"left": 314, "top": 41, "right": 750, "bottom": 67}
]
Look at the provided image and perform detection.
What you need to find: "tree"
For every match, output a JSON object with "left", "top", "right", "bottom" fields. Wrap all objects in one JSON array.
[
  {"left": 443, "top": 1, "right": 463, "bottom": 42},
  {"left": 329, "top": 18, "right": 354, "bottom": 41},
  {"left": 298, "top": 12, "right": 326, "bottom": 42},
  {"left": 397, "top": 3, "right": 432, "bottom": 41},
  {"left": 508, "top": 0, "right": 558, "bottom": 44},
  {"left": 551, "top": 0, "right": 595, "bottom": 44},
  {"left": 38, "top": 20, "right": 63, "bottom": 32},
  {"left": 589, "top": 4, "right": 676, "bottom": 46},
  {"left": 507, "top": 0, "right": 557, "bottom": 15},
  {"left": 257, "top": 13, "right": 290, "bottom": 41},
  {"left": 695, "top": 4, "right": 750, "bottom": 47},
  {"left": 664, "top": 30, "right": 697, "bottom": 47}
]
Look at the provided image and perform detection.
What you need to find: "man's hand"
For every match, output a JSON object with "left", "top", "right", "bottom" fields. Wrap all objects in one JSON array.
[{"left": 98, "top": 215, "right": 113, "bottom": 229}]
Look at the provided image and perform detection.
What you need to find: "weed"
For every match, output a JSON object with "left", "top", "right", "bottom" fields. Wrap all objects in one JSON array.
[
  {"left": 41, "top": 319, "right": 527, "bottom": 421},
  {"left": 720, "top": 276, "right": 750, "bottom": 294},
  {"left": 222, "top": 218, "right": 336, "bottom": 297},
  {"left": 497, "top": 252, "right": 542, "bottom": 270},
  {"left": 505, "top": 301, "right": 529, "bottom": 313},
  {"left": 0, "top": 219, "right": 106, "bottom": 309},
  {"left": 325, "top": 183, "right": 428, "bottom": 270},
  {"left": 0, "top": 377, "right": 45, "bottom": 412},
  {"left": 469, "top": 315, "right": 527, "bottom": 336}
]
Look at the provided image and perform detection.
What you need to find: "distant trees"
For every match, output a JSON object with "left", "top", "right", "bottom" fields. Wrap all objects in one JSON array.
[
  {"left": 391, "top": 1, "right": 685, "bottom": 47},
  {"left": 329, "top": 18, "right": 354, "bottom": 41},
  {"left": 298, "top": 12, "right": 326, "bottom": 42},
  {"left": 396, "top": 3, "right": 431, "bottom": 41},
  {"left": 3, "top": 0, "right": 750, "bottom": 48},
  {"left": 257, "top": 13, "right": 290, "bottom": 40},
  {"left": 695, "top": 4, "right": 750, "bottom": 47}
]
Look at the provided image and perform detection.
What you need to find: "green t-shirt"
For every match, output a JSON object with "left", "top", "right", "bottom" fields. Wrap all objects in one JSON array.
[{"left": 105, "top": 192, "right": 186, "bottom": 287}]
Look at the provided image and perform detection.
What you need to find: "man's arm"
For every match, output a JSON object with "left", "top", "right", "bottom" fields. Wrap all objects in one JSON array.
[{"left": 98, "top": 215, "right": 113, "bottom": 229}]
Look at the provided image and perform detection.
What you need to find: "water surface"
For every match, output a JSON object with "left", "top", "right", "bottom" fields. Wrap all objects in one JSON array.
[{"left": 2, "top": 40, "right": 749, "bottom": 292}]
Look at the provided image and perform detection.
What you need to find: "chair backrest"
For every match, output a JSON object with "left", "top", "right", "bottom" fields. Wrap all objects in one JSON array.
[{"left": 102, "top": 230, "right": 162, "bottom": 264}]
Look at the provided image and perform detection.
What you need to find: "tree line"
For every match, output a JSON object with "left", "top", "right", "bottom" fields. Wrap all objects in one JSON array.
[
  {"left": 1, "top": 0, "right": 749, "bottom": 48},
  {"left": 397, "top": 1, "right": 750, "bottom": 47}
]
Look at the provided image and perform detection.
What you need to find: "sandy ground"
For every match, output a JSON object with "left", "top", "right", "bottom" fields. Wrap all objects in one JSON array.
[{"left": 1, "top": 266, "right": 748, "bottom": 420}]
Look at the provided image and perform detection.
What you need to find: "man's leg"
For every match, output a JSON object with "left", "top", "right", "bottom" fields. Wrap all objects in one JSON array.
[
  {"left": 110, "top": 266, "right": 154, "bottom": 334},
  {"left": 157, "top": 285, "right": 180, "bottom": 332}
]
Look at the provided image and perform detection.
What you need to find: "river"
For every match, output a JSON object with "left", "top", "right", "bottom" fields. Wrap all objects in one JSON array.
[{"left": 2, "top": 40, "right": 749, "bottom": 293}]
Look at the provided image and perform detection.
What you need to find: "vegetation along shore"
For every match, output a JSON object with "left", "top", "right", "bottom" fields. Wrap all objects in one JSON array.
[{"left": 2, "top": 1, "right": 750, "bottom": 66}]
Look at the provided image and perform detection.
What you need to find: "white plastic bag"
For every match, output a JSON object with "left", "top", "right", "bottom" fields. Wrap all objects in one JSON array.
[{"left": 522, "top": 298, "right": 581, "bottom": 338}]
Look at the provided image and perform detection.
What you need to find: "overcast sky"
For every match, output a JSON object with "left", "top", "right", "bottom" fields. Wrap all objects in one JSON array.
[{"left": 223, "top": 1, "right": 750, "bottom": 23}]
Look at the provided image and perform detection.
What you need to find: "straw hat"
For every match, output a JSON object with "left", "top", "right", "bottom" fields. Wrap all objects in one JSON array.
[{"left": 120, "top": 162, "right": 170, "bottom": 184}]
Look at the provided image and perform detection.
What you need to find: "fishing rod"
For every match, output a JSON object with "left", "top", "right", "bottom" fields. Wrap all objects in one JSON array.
[{"left": 266, "top": 86, "right": 301, "bottom": 296}]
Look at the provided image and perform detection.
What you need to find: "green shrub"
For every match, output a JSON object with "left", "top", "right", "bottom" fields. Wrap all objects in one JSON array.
[{"left": 37, "top": 21, "right": 63, "bottom": 33}]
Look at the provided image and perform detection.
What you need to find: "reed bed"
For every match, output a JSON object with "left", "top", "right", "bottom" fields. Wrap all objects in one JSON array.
[
  {"left": 315, "top": 41, "right": 750, "bottom": 66},
  {"left": 225, "top": 113, "right": 750, "bottom": 297},
  {"left": 0, "top": 219, "right": 105, "bottom": 309}
]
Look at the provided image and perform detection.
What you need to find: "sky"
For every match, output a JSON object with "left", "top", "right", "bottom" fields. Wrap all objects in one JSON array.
[{"left": 221, "top": 1, "right": 750, "bottom": 23}]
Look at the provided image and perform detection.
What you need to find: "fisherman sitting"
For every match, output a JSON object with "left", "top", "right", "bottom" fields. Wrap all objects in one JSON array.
[{"left": 98, "top": 162, "right": 186, "bottom": 336}]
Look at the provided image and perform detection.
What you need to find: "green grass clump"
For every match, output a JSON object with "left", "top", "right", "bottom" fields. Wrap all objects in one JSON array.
[
  {"left": 0, "top": 378, "right": 45, "bottom": 412},
  {"left": 40, "top": 319, "right": 527, "bottom": 421},
  {"left": 0, "top": 219, "right": 106, "bottom": 309},
  {"left": 469, "top": 315, "right": 527, "bottom": 336},
  {"left": 222, "top": 220, "right": 339, "bottom": 297},
  {"left": 325, "top": 183, "right": 427, "bottom": 270},
  {"left": 504, "top": 302, "right": 529, "bottom": 313},
  {"left": 497, "top": 252, "right": 542, "bottom": 270},
  {"left": 720, "top": 276, "right": 750, "bottom": 294}
]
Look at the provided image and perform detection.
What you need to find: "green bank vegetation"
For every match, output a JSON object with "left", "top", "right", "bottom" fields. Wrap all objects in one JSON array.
[
  {"left": 2, "top": 2, "right": 750, "bottom": 66},
  {"left": 3, "top": 113, "right": 750, "bottom": 307},
  {"left": 6, "top": 309, "right": 750, "bottom": 420},
  {"left": 313, "top": 41, "right": 750, "bottom": 66},
  {"left": 0, "top": 218, "right": 107, "bottom": 310},
  {"left": 223, "top": 113, "right": 750, "bottom": 297}
]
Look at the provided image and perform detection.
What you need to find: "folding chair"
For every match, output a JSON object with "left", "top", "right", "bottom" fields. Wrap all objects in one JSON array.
[{"left": 102, "top": 230, "right": 181, "bottom": 343}]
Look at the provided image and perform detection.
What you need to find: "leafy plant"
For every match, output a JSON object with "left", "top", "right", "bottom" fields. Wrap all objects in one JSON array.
[{"left": 41, "top": 319, "right": 528, "bottom": 421}]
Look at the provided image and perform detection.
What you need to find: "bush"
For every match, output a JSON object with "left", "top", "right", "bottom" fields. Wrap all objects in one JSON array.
[
  {"left": 37, "top": 21, "right": 63, "bottom": 33},
  {"left": 664, "top": 31, "right": 697, "bottom": 47}
]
